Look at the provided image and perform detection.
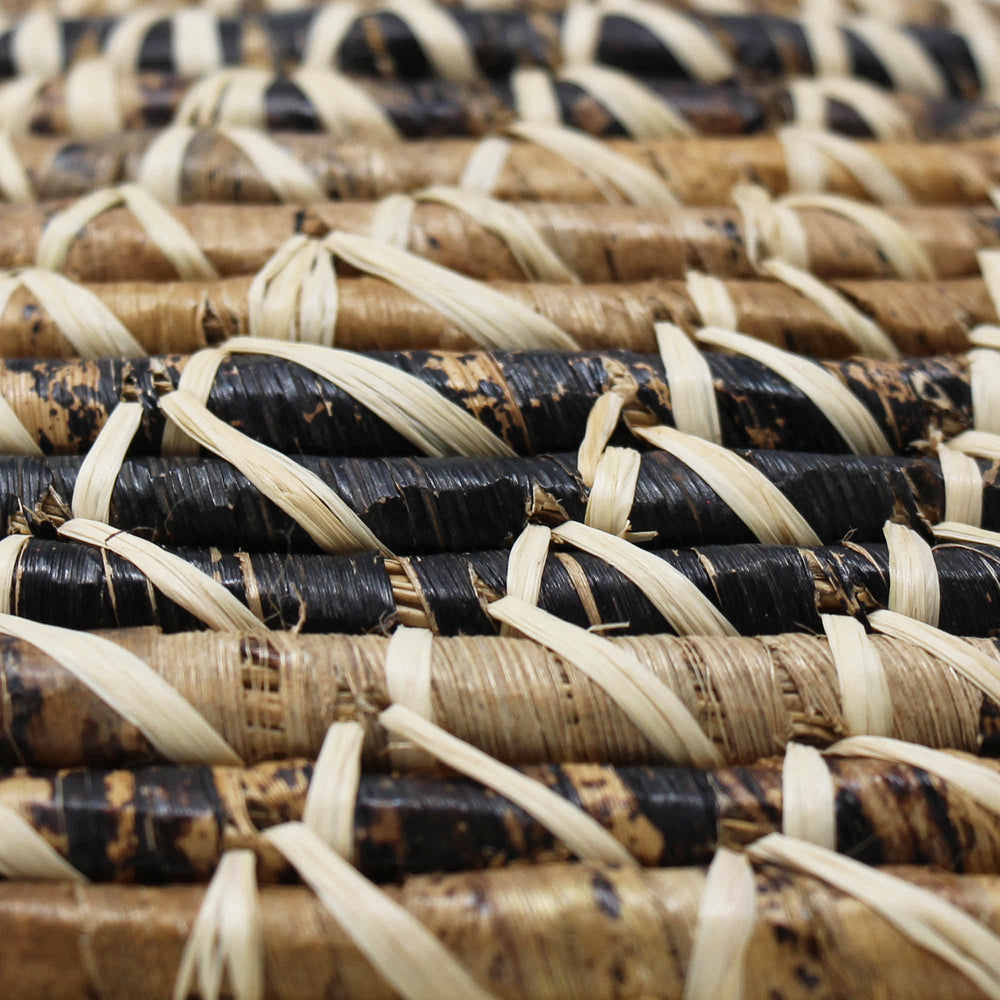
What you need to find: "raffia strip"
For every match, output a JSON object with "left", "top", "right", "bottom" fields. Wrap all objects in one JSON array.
[
  {"left": 325, "top": 231, "right": 579, "bottom": 350},
  {"left": 833, "top": 735, "right": 1000, "bottom": 817},
  {"left": 0, "top": 801, "right": 87, "bottom": 882},
  {"left": 172, "top": 8, "right": 223, "bottom": 78},
  {"left": 218, "top": 127, "right": 325, "bottom": 203},
  {"left": 778, "top": 127, "right": 912, "bottom": 204},
  {"left": 799, "top": 15, "right": 850, "bottom": 76},
  {"left": 758, "top": 257, "right": 900, "bottom": 359},
  {"left": 174, "top": 69, "right": 271, "bottom": 129},
  {"left": 846, "top": 18, "right": 947, "bottom": 98},
  {"left": 247, "top": 235, "right": 337, "bottom": 345},
  {"left": 552, "top": 520, "right": 737, "bottom": 637},
  {"left": 779, "top": 192, "right": 935, "bottom": 279},
  {"left": 633, "top": 424, "right": 821, "bottom": 545},
  {"left": 946, "top": 0, "right": 1000, "bottom": 99},
  {"left": 459, "top": 137, "right": 512, "bottom": 194},
  {"left": 71, "top": 401, "right": 142, "bottom": 523},
  {"left": 501, "top": 524, "right": 552, "bottom": 637},
  {"left": 291, "top": 68, "right": 399, "bottom": 143},
  {"left": 0, "top": 392, "right": 40, "bottom": 455},
  {"left": 302, "top": 0, "right": 360, "bottom": 68},
  {"left": 938, "top": 445, "right": 983, "bottom": 528},
  {"left": 0, "top": 133, "right": 32, "bottom": 202},
  {"left": 104, "top": 6, "right": 165, "bottom": 71},
  {"left": 0, "top": 74, "right": 47, "bottom": 135},
  {"left": 562, "top": 0, "right": 732, "bottom": 81},
  {"left": 226, "top": 337, "right": 517, "bottom": 458},
  {"left": 159, "top": 345, "right": 229, "bottom": 455},
  {"left": 934, "top": 520, "right": 1000, "bottom": 547},
  {"left": 786, "top": 77, "right": 914, "bottom": 140},
  {"left": 57, "top": 517, "right": 267, "bottom": 634},
  {"left": 0, "top": 611, "right": 241, "bottom": 764},
  {"left": 558, "top": 64, "right": 693, "bottom": 138},
  {"left": 302, "top": 722, "right": 364, "bottom": 861},
  {"left": 947, "top": 429, "right": 1000, "bottom": 461},
  {"left": 384, "top": 627, "right": 435, "bottom": 768},
  {"left": 696, "top": 327, "right": 892, "bottom": 455},
  {"left": 748, "top": 833, "right": 1000, "bottom": 999},
  {"left": 0, "top": 268, "right": 144, "bottom": 357},
  {"left": 488, "top": 595, "right": 722, "bottom": 765},
  {"left": 264, "top": 822, "right": 498, "bottom": 1000},
  {"left": 682, "top": 848, "right": 756, "bottom": 1000},
  {"left": 822, "top": 614, "right": 893, "bottom": 737},
  {"left": 585, "top": 447, "right": 642, "bottom": 537},
  {"left": 781, "top": 742, "right": 836, "bottom": 849},
  {"left": 732, "top": 184, "right": 810, "bottom": 270},
  {"left": 970, "top": 347, "right": 1000, "bottom": 434},
  {"left": 869, "top": 608, "right": 1000, "bottom": 707},
  {"left": 159, "top": 390, "right": 388, "bottom": 555},
  {"left": 416, "top": 186, "right": 579, "bottom": 282},
  {"left": 369, "top": 193, "right": 415, "bottom": 247},
  {"left": 975, "top": 246, "right": 1000, "bottom": 320},
  {"left": 510, "top": 67, "right": 560, "bottom": 125},
  {"left": 68, "top": 57, "right": 125, "bottom": 141},
  {"left": 506, "top": 121, "right": 678, "bottom": 208},
  {"left": 172, "top": 850, "right": 262, "bottom": 1000},
  {"left": 577, "top": 390, "right": 626, "bottom": 487},
  {"left": 971, "top": 325, "right": 1000, "bottom": 351},
  {"left": 36, "top": 184, "right": 219, "bottom": 280},
  {"left": 654, "top": 322, "right": 721, "bottom": 443},
  {"left": 382, "top": 702, "right": 635, "bottom": 863},
  {"left": 11, "top": 8, "right": 60, "bottom": 77},
  {"left": 685, "top": 271, "right": 737, "bottom": 331},
  {"left": 884, "top": 521, "right": 940, "bottom": 626},
  {"left": 0, "top": 535, "right": 28, "bottom": 613}
]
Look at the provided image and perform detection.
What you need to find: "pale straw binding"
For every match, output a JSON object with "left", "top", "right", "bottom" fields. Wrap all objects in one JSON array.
[
  {"left": 384, "top": 626, "right": 435, "bottom": 768},
  {"left": 947, "top": 0, "right": 1000, "bottom": 99},
  {"left": 947, "top": 430, "right": 1000, "bottom": 461},
  {"left": 831, "top": 735, "right": 1000, "bottom": 818},
  {"left": 883, "top": 521, "right": 940, "bottom": 626},
  {"left": 798, "top": 16, "right": 850, "bottom": 77},
  {"left": 781, "top": 742, "right": 836, "bottom": 849},
  {"left": 11, "top": 9, "right": 60, "bottom": 77},
  {"left": 732, "top": 185, "right": 810, "bottom": 270},
  {"left": 685, "top": 271, "right": 737, "bottom": 331},
  {"left": 558, "top": 65, "right": 694, "bottom": 138},
  {"left": 290, "top": 69, "right": 399, "bottom": 143},
  {"left": 937, "top": 446, "right": 984, "bottom": 528},
  {"left": 553, "top": 519, "right": 738, "bottom": 638},
  {"left": 779, "top": 192, "right": 935, "bottom": 279},
  {"left": 0, "top": 75, "right": 48, "bottom": 136},
  {"left": 634, "top": 424, "right": 821, "bottom": 545},
  {"left": 325, "top": 231, "right": 580, "bottom": 349},
  {"left": 585, "top": 446, "right": 642, "bottom": 537},
  {"left": 748, "top": 833, "right": 1000, "bottom": 999},
  {"left": 175, "top": 69, "right": 271, "bottom": 129},
  {"left": 682, "top": 849, "right": 756, "bottom": 1000},
  {"left": 487, "top": 595, "right": 722, "bottom": 765},
  {"left": 786, "top": 77, "right": 914, "bottom": 140},
  {"left": 577, "top": 390, "right": 627, "bottom": 487},
  {"left": 501, "top": 524, "right": 552, "bottom": 637},
  {"left": 172, "top": 8, "right": 223, "bottom": 78},
  {"left": 264, "top": 822, "right": 498, "bottom": 1000},
  {"left": 934, "top": 520, "right": 1000, "bottom": 547},
  {"left": 381, "top": 703, "right": 635, "bottom": 864},
  {"left": 970, "top": 347, "right": 1000, "bottom": 434},
  {"left": 506, "top": 121, "right": 678, "bottom": 208},
  {"left": 302, "top": 722, "right": 365, "bottom": 860},
  {"left": 416, "top": 186, "right": 579, "bottom": 282},
  {"left": 0, "top": 133, "right": 32, "bottom": 202},
  {"left": 0, "top": 535, "right": 28, "bottom": 613},
  {"left": 57, "top": 517, "right": 267, "bottom": 634},
  {"left": 459, "top": 137, "right": 513, "bottom": 194},
  {"left": 225, "top": 338, "right": 517, "bottom": 458},
  {"left": 655, "top": 322, "right": 722, "bottom": 443},
  {"left": 0, "top": 801, "right": 87, "bottom": 882},
  {"left": 510, "top": 67, "right": 560, "bottom": 125},
  {"left": 0, "top": 612, "right": 241, "bottom": 764},
  {"left": 104, "top": 7, "right": 165, "bottom": 71},
  {"left": 71, "top": 401, "right": 143, "bottom": 523},
  {"left": 977, "top": 249, "right": 1000, "bottom": 322},
  {"left": 0, "top": 392, "right": 41, "bottom": 455},
  {"left": 159, "top": 390, "right": 389, "bottom": 555},
  {"left": 173, "top": 850, "right": 263, "bottom": 1000},
  {"left": 159, "top": 346, "right": 230, "bottom": 456},
  {"left": 778, "top": 127, "right": 912, "bottom": 204},
  {"left": 0, "top": 268, "right": 145, "bottom": 357},
  {"left": 845, "top": 18, "right": 947, "bottom": 98},
  {"left": 758, "top": 257, "right": 900, "bottom": 359},
  {"left": 368, "top": 193, "right": 415, "bottom": 248},
  {"left": 696, "top": 327, "right": 892, "bottom": 455},
  {"left": 821, "top": 614, "right": 893, "bottom": 737},
  {"left": 869, "top": 608, "right": 1000, "bottom": 707},
  {"left": 36, "top": 185, "right": 219, "bottom": 280}
]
